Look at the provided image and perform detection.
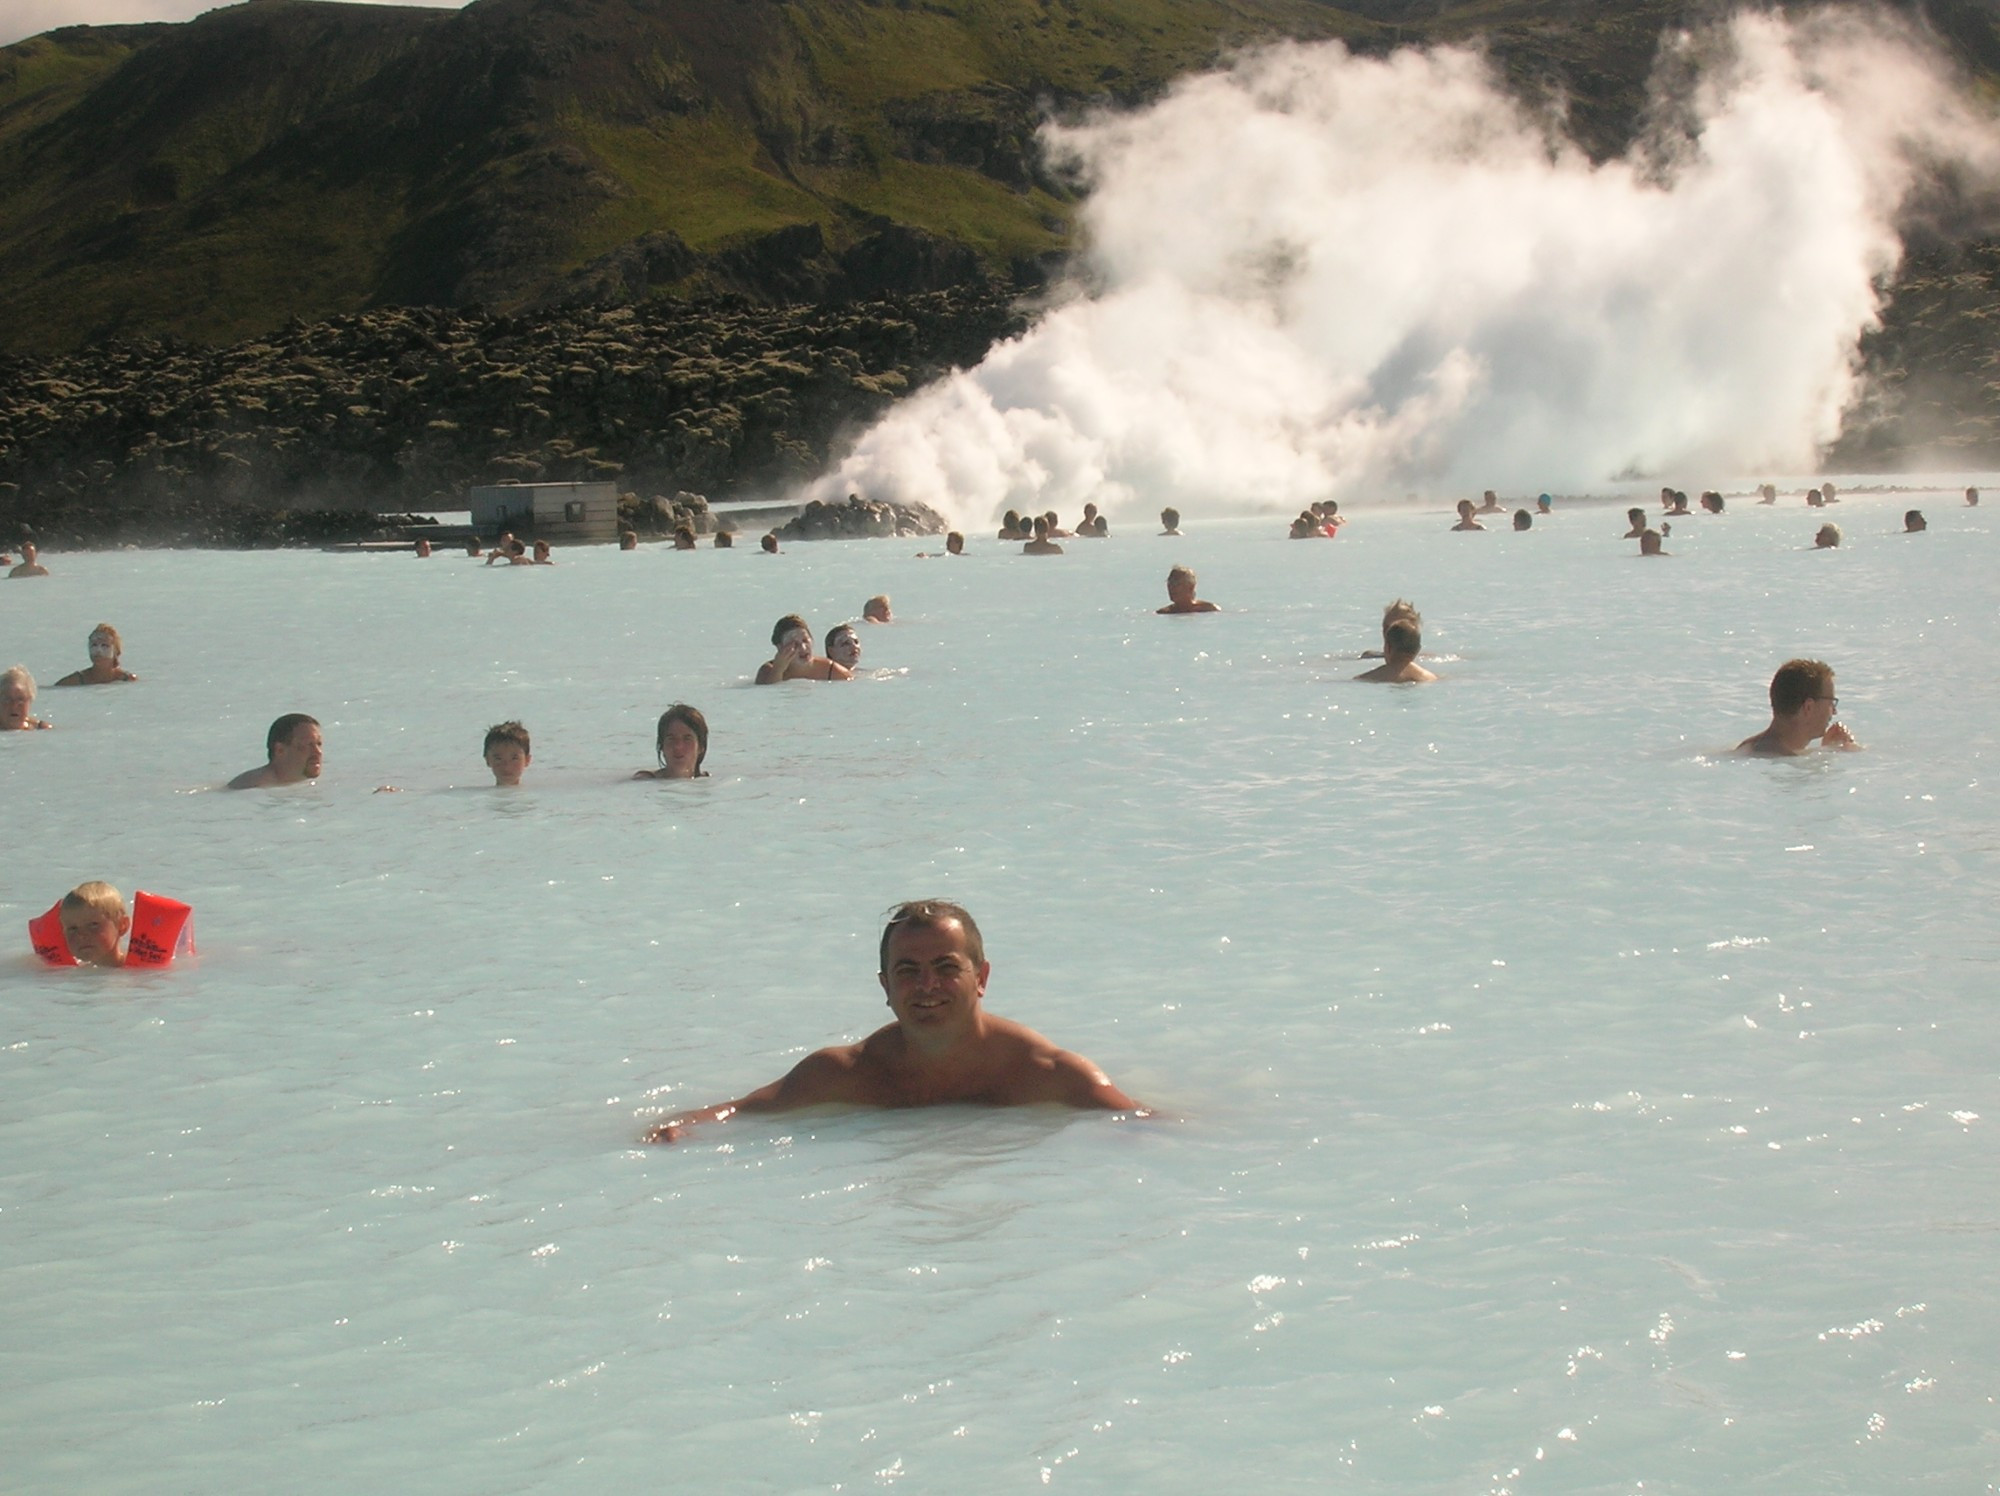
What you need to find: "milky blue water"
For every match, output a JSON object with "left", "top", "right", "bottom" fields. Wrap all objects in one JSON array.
[{"left": 3, "top": 482, "right": 1997, "bottom": 1492}]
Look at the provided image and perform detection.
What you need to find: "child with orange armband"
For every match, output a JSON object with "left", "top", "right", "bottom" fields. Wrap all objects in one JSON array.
[{"left": 30, "top": 882, "right": 194, "bottom": 967}]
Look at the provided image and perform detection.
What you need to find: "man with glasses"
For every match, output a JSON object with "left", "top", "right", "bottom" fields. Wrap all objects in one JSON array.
[{"left": 1737, "top": 659, "right": 1860, "bottom": 756}]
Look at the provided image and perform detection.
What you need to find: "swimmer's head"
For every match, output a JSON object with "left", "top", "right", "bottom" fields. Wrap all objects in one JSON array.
[
  {"left": 656, "top": 703, "right": 708, "bottom": 773},
  {"left": 825, "top": 624, "right": 860, "bottom": 669},
  {"left": 1537, "top": 494, "right": 1552, "bottom": 512},
  {"left": 87, "top": 623, "right": 121, "bottom": 661},
  {"left": 1033, "top": 516, "right": 1050, "bottom": 539},
  {"left": 760, "top": 532, "right": 778, "bottom": 553},
  {"left": 1166, "top": 565, "right": 1197, "bottom": 605},
  {"left": 619, "top": 530, "right": 638, "bottom": 550},
  {"left": 1383, "top": 618, "right": 1421, "bottom": 658},
  {"left": 483, "top": 720, "right": 531, "bottom": 785},
  {"left": 863, "top": 595, "right": 891, "bottom": 623},
  {"left": 266, "top": 712, "right": 319, "bottom": 762},
  {"left": 1770, "top": 659, "right": 1834, "bottom": 717},
  {"left": 1513, "top": 509, "right": 1532, "bottom": 530},
  {"left": 1905, "top": 509, "right": 1927, "bottom": 531},
  {"left": 945, "top": 531, "right": 964, "bottom": 555},
  {"left": 770, "top": 614, "right": 810, "bottom": 648},
  {"left": 1628, "top": 508, "right": 1646, "bottom": 525},
  {"left": 1639, "top": 529, "right": 1664, "bottom": 555},
  {"left": 1457, "top": 499, "right": 1475, "bottom": 517},
  {"left": 1815, "top": 522, "right": 1842, "bottom": 548},
  {"left": 715, "top": 530, "right": 734, "bottom": 548},
  {"left": 1383, "top": 599, "right": 1420, "bottom": 630},
  {"left": 674, "top": 526, "right": 696, "bottom": 550},
  {"left": 1160, "top": 507, "right": 1180, "bottom": 530},
  {"left": 1967, "top": 487, "right": 1979, "bottom": 505},
  {"left": 61, "top": 882, "right": 130, "bottom": 966},
  {"left": 878, "top": 898, "right": 985, "bottom": 975}
]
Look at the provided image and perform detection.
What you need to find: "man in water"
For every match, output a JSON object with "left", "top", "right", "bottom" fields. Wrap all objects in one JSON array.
[
  {"left": 1737, "top": 659, "right": 1860, "bottom": 756},
  {"left": 9, "top": 542, "right": 49, "bottom": 578},
  {"left": 228, "top": 713, "right": 323, "bottom": 788},
  {"left": 1639, "top": 528, "right": 1668, "bottom": 557},
  {"left": 1512, "top": 509, "right": 1532, "bottom": 531},
  {"left": 1023, "top": 516, "right": 1064, "bottom": 555},
  {"left": 1159, "top": 508, "right": 1182, "bottom": 536},
  {"left": 1623, "top": 508, "right": 1648, "bottom": 538},
  {"left": 1451, "top": 500, "right": 1484, "bottom": 532},
  {"left": 1966, "top": 487, "right": 1979, "bottom": 507},
  {"left": 1905, "top": 510, "right": 1927, "bottom": 532},
  {"left": 1475, "top": 490, "right": 1504, "bottom": 514},
  {"left": 1355, "top": 611, "right": 1436, "bottom": 683},
  {"left": 643, "top": 900, "right": 1141, "bottom": 1142},
  {"left": 1157, "top": 565, "right": 1218, "bottom": 614}
]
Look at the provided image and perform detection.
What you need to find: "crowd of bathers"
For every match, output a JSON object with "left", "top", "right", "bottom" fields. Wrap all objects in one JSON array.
[{"left": 10, "top": 480, "right": 1976, "bottom": 1126}]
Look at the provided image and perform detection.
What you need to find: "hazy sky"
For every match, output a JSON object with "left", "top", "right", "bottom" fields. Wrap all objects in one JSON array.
[{"left": 4, "top": 0, "right": 468, "bottom": 49}]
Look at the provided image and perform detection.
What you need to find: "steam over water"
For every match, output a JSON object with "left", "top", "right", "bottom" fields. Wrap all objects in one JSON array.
[{"left": 806, "top": 10, "right": 2000, "bottom": 529}]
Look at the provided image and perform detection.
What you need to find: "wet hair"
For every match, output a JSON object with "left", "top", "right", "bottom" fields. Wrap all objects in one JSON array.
[
  {"left": 1639, "top": 528, "right": 1664, "bottom": 554},
  {"left": 1383, "top": 618, "right": 1422, "bottom": 657},
  {"left": 1033, "top": 515, "right": 1050, "bottom": 539},
  {"left": 674, "top": 525, "right": 696, "bottom": 547},
  {"left": 1905, "top": 509, "right": 1925, "bottom": 529},
  {"left": 1456, "top": 499, "right": 1475, "bottom": 515},
  {"left": 1627, "top": 508, "right": 1646, "bottom": 524},
  {"left": 879, "top": 899, "right": 985, "bottom": 973},
  {"left": 266, "top": 712, "right": 318, "bottom": 759},
  {"left": 770, "top": 613, "right": 809, "bottom": 647},
  {"left": 863, "top": 595, "right": 891, "bottom": 620},
  {"left": 63, "top": 881, "right": 125, "bottom": 920},
  {"left": 760, "top": 532, "right": 778, "bottom": 553},
  {"left": 1167, "top": 564, "right": 1197, "bottom": 591},
  {"left": 1382, "top": 599, "right": 1420, "bottom": 629},
  {"left": 1770, "top": 659, "right": 1833, "bottom": 716},
  {"left": 945, "top": 531, "right": 964, "bottom": 553},
  {"left": 1512, "top": 509, "right": 1532, "bottom": 530},
  {"left": 1160, "top": 507, "right": 1180, "bottom": 528},
  {"left": 825, "top": 622, "right": 858, "bottom": 653},
  {"left": 483, "top": 720, "right": 530, "bottom": 756},
  {"left": 1815, "top": 522, "right": 1842, "bottom": 548},
  {"left": 1, "top": 664, "right": 34, "bottom": 698},
  {"left": 619, "top": 530, "right": 638, "bottom": 550},
  {"left": 656, "top": 703, "right": 709, "bottom": 770}
]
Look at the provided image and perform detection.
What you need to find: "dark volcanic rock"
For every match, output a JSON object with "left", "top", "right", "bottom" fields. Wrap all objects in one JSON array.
[
  {"left": 0, "top": 289, "right": 1026, "bottom": 546},
  {"left": 779, "top": 492, "right": 948, "bottom": 540}
]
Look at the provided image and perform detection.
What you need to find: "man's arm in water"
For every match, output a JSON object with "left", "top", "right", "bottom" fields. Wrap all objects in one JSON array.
[{"left": 643, "top": 1047, "right": 865, "bottom": 1143}]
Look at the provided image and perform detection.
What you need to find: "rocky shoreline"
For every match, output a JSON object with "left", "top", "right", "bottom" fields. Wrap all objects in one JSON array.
[{"left": 0, "top": 288, "right": 1025, "bottom": 548}]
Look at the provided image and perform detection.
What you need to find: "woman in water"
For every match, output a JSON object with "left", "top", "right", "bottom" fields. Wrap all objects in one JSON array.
[
  {"left": 2, "top": 666, "right": 51, "bottom": 729},
  {"left": 757, "top": 615, "right": 852, "bottom": 683},
  {"left": 634, "top": 703, "right": 709, "bottom": 779},
  {"left": 53, "top": 624, "right": 138, "bottom": 686}
]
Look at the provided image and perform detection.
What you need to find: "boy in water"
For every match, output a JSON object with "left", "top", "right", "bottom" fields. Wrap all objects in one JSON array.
[
  {"left": 484, "top": 721, "right": 531, "bottom": 786},
  {"left": 60, "top": 883, "right": 132, "bottom": 967}
]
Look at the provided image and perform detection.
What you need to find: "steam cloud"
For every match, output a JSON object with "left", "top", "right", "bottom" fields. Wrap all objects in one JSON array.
[{"left": 805, "top": 10, "right": 2000, "bottom": 525}]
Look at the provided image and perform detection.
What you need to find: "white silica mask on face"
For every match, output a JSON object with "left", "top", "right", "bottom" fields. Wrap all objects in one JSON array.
[{"left": 89, "top": 640, "right": 115, "bottom": 659}]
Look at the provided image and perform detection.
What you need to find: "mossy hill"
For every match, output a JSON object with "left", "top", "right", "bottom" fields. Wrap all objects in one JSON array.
[
  {"left": 0, "top": 0, "right": 1996, "bottom": 538},
  {"left": 7, "top": 0, "right": 1989, "bottom": 357}
]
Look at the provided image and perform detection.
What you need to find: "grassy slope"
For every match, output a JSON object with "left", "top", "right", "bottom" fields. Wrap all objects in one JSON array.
[{"left": 0, "top": 0, "right": 1993, "bottom": 360}]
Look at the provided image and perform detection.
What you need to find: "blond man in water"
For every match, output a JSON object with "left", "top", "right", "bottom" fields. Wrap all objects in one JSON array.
[{"left": 644, "top": 901, "right": 1141, "bottom": 1142}]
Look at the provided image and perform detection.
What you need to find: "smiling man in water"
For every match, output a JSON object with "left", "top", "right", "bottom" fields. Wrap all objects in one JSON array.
[{"left": 643, "top": 901, "right": 1142, "bottom": 1142}]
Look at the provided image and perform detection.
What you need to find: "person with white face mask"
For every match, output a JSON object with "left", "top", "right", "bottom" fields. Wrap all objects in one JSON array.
[{"left": 54, "top": 624, "right": 139, "bottom": 686}]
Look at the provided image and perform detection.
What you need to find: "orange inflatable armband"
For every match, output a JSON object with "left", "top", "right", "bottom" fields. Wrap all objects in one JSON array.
[
  {"left": 29, "top": 902, "right": 77, "bottom": 966},
  {"left": 126, "top": 891, "right": 194, "bottom": 967}
]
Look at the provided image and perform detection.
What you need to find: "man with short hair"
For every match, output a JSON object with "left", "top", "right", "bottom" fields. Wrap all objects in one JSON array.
[
  {"left": 228, "top": 714, "right": 323, "bottom": 788},
  {"left": 1356, "top": 611, "right": 1436, "bottom": 683},
  {"left": 1737, "top": 660, "right": 1860, "bottom": 756},
  {"left": 643, "top": 901, "right": 1141, "bottom": 1142},
  {"left": 8, "top": 542, "right": 49, "bottom": 578}
]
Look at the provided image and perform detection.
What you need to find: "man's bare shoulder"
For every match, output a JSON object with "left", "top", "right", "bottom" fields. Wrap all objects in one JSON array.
[
  {"left": 1736, "top": 730, "right": 1792, "bottom": 756},
  {"left": 982, "top": 1016, "right": 1138, "bottom": 1109},
  {"left": 225, "top": 766, "right": 271, "bottom": 789}
]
